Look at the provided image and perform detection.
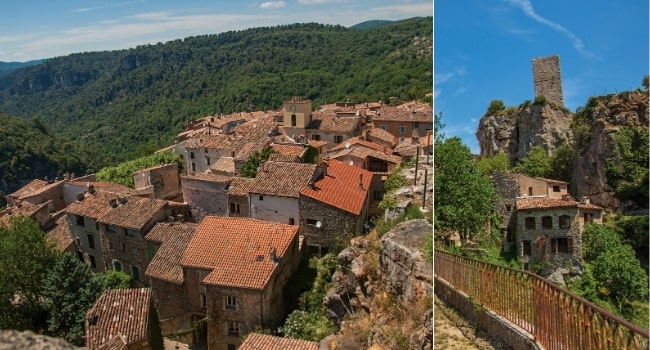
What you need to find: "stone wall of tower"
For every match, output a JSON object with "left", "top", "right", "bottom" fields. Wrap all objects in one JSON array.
[{"left": 532, "top": 55, "right": 564, "bottom": 107}]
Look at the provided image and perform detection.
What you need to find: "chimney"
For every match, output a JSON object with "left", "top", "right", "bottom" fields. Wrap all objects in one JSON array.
[
  {"left": 581, "top": 196, "right": 590, "bottom": 205},
  {"left": 76, "top": 192, "right": 85, "bottom": 202},
  {"left": 561, "top": 194, "right": 571, "bottom": 201},
  {"left": 322, "top": 161, "right": 328, "bottom": 177},
  {"left": 359, "top": 173, "right": 364, "bottom": 190},
  {"left": 177, "top": 214, "right": 184, "bottom": 223},
  {"left": 270, "top": 247, "right": 277, "bottom": 263},
  {"left": 87, "top": 182, "right": 95, "bottom": 194},
  {"left": 109, "top": 198, "right": 118, "bottom": 208}
]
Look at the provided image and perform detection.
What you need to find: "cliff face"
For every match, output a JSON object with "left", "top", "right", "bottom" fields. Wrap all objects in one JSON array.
[
  {"left": 572, "top": 90, "right": 648, "bottom": 209},
  {"left": 476, "top": 103, "right": 573, "bottom": 165},
  {"left": 476, "top": 90, "right": 649, "bottom": 210}
]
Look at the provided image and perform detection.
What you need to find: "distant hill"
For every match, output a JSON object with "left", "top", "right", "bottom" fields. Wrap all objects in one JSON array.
[
  {"left": 0, "top": 59, "right": 44, "bottom": 75},
  {"left": 350, "top": 20, "right": 396, "bottom": 29},
  {"left": 0, "top": 17, "right": 432, "bottom": 168}
]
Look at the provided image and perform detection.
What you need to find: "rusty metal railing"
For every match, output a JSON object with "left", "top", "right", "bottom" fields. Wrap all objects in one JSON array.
[{"left": 435, "top": 249, "right": 649, "bottom": 350}]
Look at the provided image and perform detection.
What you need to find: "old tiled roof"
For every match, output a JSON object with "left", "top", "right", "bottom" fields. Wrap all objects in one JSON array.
[
  {"left": 329, "top": 146, "right": 402, "bottom": 166},
  {"left": 65, "top": 191, "right": 121, "bottom": 219},
  {"left": 145, "top": 222, "right": 197, "bottom": 284},
  {"left": 249, "top": 161, "right": 317, "bottom": 198},
  {"left": 393, "top": 138, "right": 420, "bottom": 157},
  {"left": 307, "top": 112, "right": 360, "bottom": 134},
  {"left": 366, "top": 127, "right": 397, "bottom": 146},
  {"left": 180, "top": 217, "right": 298, "bottom": 290},
  {"left": 328, "top": 137, "right": 393, "bottom": 154},
  {"left": 9, "top": 179, "right": 63, "bottom": 200},
  {"left": 98, "top": 196, "right": 167, "bottom": 231},
  {"left": 47, "top": 215, "right": 75, "bottom": 252},
  {"left": 535, "top": 177, "right": 569, "bottom": 185},
  {"left": 268, "top": 153, "right": 301, "bottom": 163},
  {"left": 96, "top": 334, "right": 127, "bottom": 350},
  {"left": 85, "top": 288, "right": 151, "bottom": 349},
  {"left": 66, "top": 181, "right": 133, "bottom": 195},
  {"left": 228, "top": 177, "right": 257, "bottom": 197},
  {"left": 516, "top": 197, "right": 602, "bottom": 211},
  {"left": 372, "top": 106, "right": 433, "bottom": 123},
  {"left": 239, "top": 333, "right": 319, "bottom": 350},
  {"left": 300, "top": 159, "right": 372, "bottom": 215},
  {"left": 210, "top": 157, "right": 236, "bottom": 175},
  {"left": 271, "top": 144, "right": 306, "bottom": 157},
  {"left": 182, "top": 173, "right": 231, "bottom": 183},
  {"left": 0, "top": 201, "right": 46, "bottom": 226},
  {"left": 307, "top": 139, "right": 329, "bottom": 148}
]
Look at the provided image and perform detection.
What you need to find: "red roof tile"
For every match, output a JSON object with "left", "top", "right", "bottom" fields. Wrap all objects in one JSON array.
[
  {"left": 329, "top": 146, "right": 402, "bottom": 166},
  {"left": 8, "top": 179, "right": 49, "bottom": 199},
  {"left": 308, "top": 112, "right": 360, "bottom": 134},
  {"left": 249, "top": 161, "right": 317, "bottom": 198},
  {"left": 85, "top": 288, "right": 152, "bottom": 349},
  {"left": 271, "top": 144, "right": 306, "bottom": 157},
  {"left": 366, "top": 127, "right": 397, "bottom": 146},
  {"left": 228, "top": 177, "right": 257, "bottom": 197},
  {"left": 145, "top": 222, "right": 197, "bottom": 284},
  {"left": 239, "top": 333, "right": 319, "bottom": 350},
  {"left": 372, "top": 106, "right": 433, "bottom": 123},
  {"left": 300, "top": 159, "right": 372, "bottom": 215},
  {"left": 516, "top": 197, "right": 602, "bottom": 211},
  {"left": 180, "top": 217, "right": 298, "bottom": 290},
  {"left": 65, "top": 191, "right": 120, "bottom": 220},
  {"left": 328, "top": 137, "right": 393, "bottom": 154},
  {"left": 47, "top": 215, "right": 75, "bottom": 252},
  {"left": 98, "top": 196, "right": 167, "bottom": 231}
]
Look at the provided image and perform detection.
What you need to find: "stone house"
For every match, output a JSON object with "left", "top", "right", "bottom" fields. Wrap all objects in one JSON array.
[
  {"left": 248, "top": 161, "right": 318, "bottom": 226},
  {"left": 62, "top": 179, "right": 130, "bottom": 206},
  {"left": 144, "top": 222, "right": 198, "bottom": 346},
  {"left": 239, "top": 333, "right": 318, "bottom": 350},
  {"left": 85, "top": 288, "right": 162, "bottom": 350},
  {"left": 326, "top": 142, "right": 401, "bottom": 173},
  {"left": 370, "top": 103, "right": 433, "bottom": 143},
  {"left": 516, "top": 175, "right": 569, "bottom": 198},
  {"left": 0, "top": 200, "right": 55, "bottom": 230},
  {"left": 5, "top": 178, "right": 67, "bottom": 212},
  {"left": 210, "top": 157, "right": 237, "bottom": 177},
  {"left": 270, "top": 143, "right": 306, "bottom": 161},
  {"left": 299, "top": 159, "right": 372, "bottom": 256},
  {"left": 133, "top": 163, "right": 181, "bottom": 201},
  {"left": 306, "top": 111, "right": 362, "bottom": 148},
  {"left": 226, "top": 177, "right": 256, "bottom": 218},
  {"left": 363, "top": 127, "right": 397, "bottom": 149},
  {"left": 515, "top": 196, "right": 603, "bottom": 273},
  {"left": 181, "top": 173, "right": 232, "bottom": 222},
  {"left": 179, "top": 217, "right": 301, "bottom": 350}
]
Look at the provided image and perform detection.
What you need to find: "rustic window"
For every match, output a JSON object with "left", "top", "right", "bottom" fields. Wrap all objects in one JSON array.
[
  {"left": 525, "top": 217, "right": 535, "bottom": 229},
  {"left": 190, "top": 152, "right": 195, "bottom": 159},
  {"left": 230, "top": 203, "right": 240, "bottom": 214},
  {"left": 551, "top": 237, "right": 571, "bottom": 254},
  {"left": 120, "top": 242, "right": 126, "bottom": 252},
  {"left": 76, "top": 215, "right": 85, "bottom": 226},
  {"left": 225, "top": 296, "right": 237, "bottom": 311},
  {"left": 258, "top": 195, "right": 264, "bottom": 201},
  {"left": 113, "top": 260, "right": 122, "bottom": 272},
  {"left": 228, "top": 344, "right": 236, "bottom": 350},
  {"left": 228, "top": 321, "right": 240, "bottom": 337},
  {"left": 147, "top": 243, "right": 155, "bottom": 259},
  {"left": 334, "top": 135, "right": 343, "bottom": 143},
  {"left": 522, "top": 241, "right": 532, "bottom": 256},
  {"left": 559, "top": 215, "right": 571, "bottom": 229},
  {"left": 552, "top": 185, "right": 561, "bottom": 192},
  {"left": 306, "top": 219, "right": 320, "bottom": 227},
  {"left": 399, "top": 125, "right": 406, "bottom": 134},
  {"left": 89, "top": 255, "right": 97, "bottom": 268},
  {"left": 87, "top": 234, "right": 95, "bottom": 249},
  {"left": 291, "top": 114, "right": 296, "bottom": 127},
  {"left": 311, "top": 134, "right": 321, "bottom": 141},
  {"left": 584, "top": 212, "right": 593, "bottom": 224},
  {"left": 126, "top": 229, "right": 136, "bottom": 237},
  {"left": 105, "top": 224, "right": 116, "bottom": 233},
  {"left": 528, "top": 187, "right": 533, "bottom": 196},
  {"left": 205, "top": 157, "right": 211, "bottom": 165},
  {"left": 200, "top": 294, "right": 207, "bottom": 309},
  {"left": 204, "top": 148, "right": 208, "bottom": 153},
  {"left": 131, "top": 266, "right": 141, "bottom": 281},
  {"left": 379, "top": 125, "right": 386, "bottom": 131},
  {"left": 289, "top": 218, "right": 295, "bottom": 225},
  {"left": 191, "top": 163, "right": 196, "bottom": 172},
  {"left": 108, "top": 241, "right": 114, "bottom": 250},
  {"left": 542, "top": 216, "right": 553, "bottom": 229},
  {"left": 414, "top": 122, "right": 420, "bottom": 128}
]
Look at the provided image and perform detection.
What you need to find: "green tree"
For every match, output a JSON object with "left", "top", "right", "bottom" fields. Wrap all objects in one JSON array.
[
  {"left": 605, "top": 126, "right": 649, "bottom": 207},
  {"left": 486, "top": 99, "right": 506, "bottom": 115},
  {"left": 0, "top": 216, "right": 59, "bottom": 330},
  {"left": 512, "top": 146, "right": 551, "bottom": 178},
  {"left": 475, "top": 152, "right": 510, "bottom": 175},
  {"left": 434, "top": 137, "right": 497, "bottom": 242},
  {"left": 42, "top": 253, "right": 104, "bottom": 345},
  {"left": 97, "top": 270, "right": 132, "bottom": 289},
  {"left": 301, "top": 145, "right": 319, "bottom": 164},
  {"left": 240, "top": 146, "right": 276, "bottom": 178},
  {"left": 548, "top": 143, "right": 575, "bottom": 184},
  {"left": 434, "top": 111, "right": 445, "bottom": 142},
  {"left": 96, "top": 152, "right": 183, "bottom": 188}
]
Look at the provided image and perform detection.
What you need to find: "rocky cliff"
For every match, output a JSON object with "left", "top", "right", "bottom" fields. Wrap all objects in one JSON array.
[
  {"left": 321, "top": 219, "right": 433, "bottom": 350},
  {"left": 476, "top": 102, "right": 573, "bottom": 166}
]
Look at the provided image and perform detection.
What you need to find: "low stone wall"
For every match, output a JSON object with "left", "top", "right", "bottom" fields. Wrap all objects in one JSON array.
[{"left": 435, "top": 277, "right": 542, "bottom": 350}]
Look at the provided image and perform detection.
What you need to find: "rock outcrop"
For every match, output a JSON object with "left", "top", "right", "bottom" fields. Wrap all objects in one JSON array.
[
  {"left": 0, "top": 330, "right": 79, "bottom": 350},
  {"left": 476, "top": 102, "right": 573, "bottom": 166}
]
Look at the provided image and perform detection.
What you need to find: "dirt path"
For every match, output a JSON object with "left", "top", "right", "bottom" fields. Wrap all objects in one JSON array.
[{"left": 434, "top": 295, "right": 510, "bottom": 350}]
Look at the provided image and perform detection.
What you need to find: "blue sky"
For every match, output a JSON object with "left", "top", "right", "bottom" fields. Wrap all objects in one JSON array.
[
  {"left": 434, "top": 0, "right": 649, "bottom": 154},
  {"left": 0, "top": 0, "right": 432, "bottom": 62}
]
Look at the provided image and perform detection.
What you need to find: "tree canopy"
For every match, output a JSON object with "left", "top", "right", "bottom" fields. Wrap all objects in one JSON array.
[{"left": 95, "top": 152, "right": 183, "bottom": 188}]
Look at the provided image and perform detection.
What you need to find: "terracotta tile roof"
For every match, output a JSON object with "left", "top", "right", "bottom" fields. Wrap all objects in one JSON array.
[
  {"left": 271, "top": 144, "right": 306, "bottom": 157},
  {"left": 366, "top": 127, "right": 397, "bottom": 146},
  {"left": 210, "top": 157, "right": 236, "bottom": 175},
  {"left": 307, "top": 139, "right": 329, "bottom": 148},
  {"left": 0, "top": 201, "right": 46, "bottom": 225},
  {"left": 182, "top": 173, "right": 231, "bottom": 183},
  {"left": 65, "top": 191, "right": 121, "bottom": 220},
  {"left": 516, "top": 197, "right": 602, "bottom": 211},
  {"left": 239, "top": 333, "right": 319, "bottom": 350},
  {"left": 372, "top": 106, "right": 433, "bottom": 123},
  {"left": 98, "top": 196, "right": 167, "bottom": 231},
  {"left": 300, "top": 159, "right": 372, "bottom": 215},
  {"left": 47, "top": 215, "right": 75, "bottom": 252},
  {"left": 66, "top": 181, "right": 133, "bottom": 195},
  {"left": 328, "top": 137, "right": 393, "bottom": 154},
  {"left": 145, "top": 222, "right": 197, "bottom": 284},
  {"left": 249, "top": 161, "right": 317, "bottom": 198},
  {"left": 329, "top": 147, "right": 402, "bottom": 165},
  {"left": 308, "top": 112, "right": 360, "bottom": 134},
  {"left": 396, "top": 100, "right": 433, "bottom": 111},
  {"left": 228, "top": 177, "right": 257, "bottom": 197},
  {"left": 180, "top": 217, "right": 298, "bottom": 290},
  {"left": 393, "top": 138, "right": 421, "bottom": 157},
  {"left": 96, "top": 335, "right": 127, "bottom": 350},
  {"left": 85, "top": 288, "right": 152, "bottom": 349},
  {"left": 268, "top": 153, "right": 301, "bottom": 163},
  {"left": 8, "top": 179, "right": 48, "bottom": 198}
]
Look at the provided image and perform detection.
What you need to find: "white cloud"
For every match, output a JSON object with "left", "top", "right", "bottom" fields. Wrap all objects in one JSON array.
[
  {"left": 260, "top": 1, "right": 287, "bottom": 9},
  {"left": 504, "top": 0, "right": 598, "bottom": 59},
  {"left": 297, "top": 0, "right": 337, "bottom": 4},
  {"left": 434, "top": 67, "right": 466, "bottom": 85},
  {"left": 72, "top": 0, "right": 144, "bottom": 13}
]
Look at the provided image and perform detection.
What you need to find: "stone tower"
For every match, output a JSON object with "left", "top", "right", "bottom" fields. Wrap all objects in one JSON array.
[{"left": 532, "top": 55, "right": 564, "bottom": 107}]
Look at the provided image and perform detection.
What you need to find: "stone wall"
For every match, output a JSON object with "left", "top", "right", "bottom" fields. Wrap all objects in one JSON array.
[
  {"left": 181, "top": 176, "right": 230, "bottom": 222},
  {"left": 298, "top": 195, "right": 361, "bottom": 251},
  {"left": 491, "top": 172, "right": 518, "bottom": 251},
  {"left": 532, "top": 55, "right": 563, "bottom": 107}
]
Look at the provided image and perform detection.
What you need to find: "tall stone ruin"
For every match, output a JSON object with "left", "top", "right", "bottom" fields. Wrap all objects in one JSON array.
[{"left": 532, "top": 55, "right": 564, "bottom": 107}]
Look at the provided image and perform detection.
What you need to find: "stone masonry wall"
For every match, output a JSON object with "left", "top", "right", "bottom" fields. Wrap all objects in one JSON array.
[
  {"left": 532, "top": 55, "right": 563, "bottom": 107},
  {"left": 181, "top": 177, "right": 229, "bottom": 222},
  {"left": 299, "top": 195, "right": 360, "bottom": 250}
]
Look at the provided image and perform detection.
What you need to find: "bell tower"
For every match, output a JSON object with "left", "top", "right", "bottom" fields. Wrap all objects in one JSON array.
[{"left": 283, "top": 96, "right": 312, "bottom": 141}]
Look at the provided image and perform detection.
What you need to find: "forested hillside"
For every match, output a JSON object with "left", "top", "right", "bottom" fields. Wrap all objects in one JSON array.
[{"left": 0, "top": 17, "right": 432, "bottom": 170}]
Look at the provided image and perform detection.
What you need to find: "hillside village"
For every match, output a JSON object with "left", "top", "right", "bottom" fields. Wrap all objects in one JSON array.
[{"left": 0, "top": 97, "right": 433, "bottom": 349}]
